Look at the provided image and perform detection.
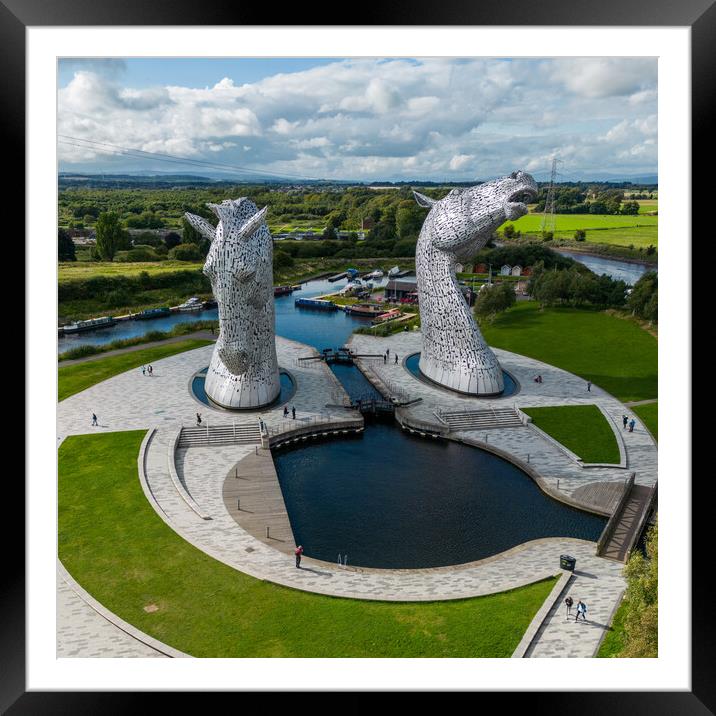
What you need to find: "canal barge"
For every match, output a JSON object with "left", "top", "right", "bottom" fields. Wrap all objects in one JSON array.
[
  {"left": 294, "top": 298, "right": 338, "bottom": 311},
  {"left": 61, "top": 316, "right": 117, "bottom": 334}
]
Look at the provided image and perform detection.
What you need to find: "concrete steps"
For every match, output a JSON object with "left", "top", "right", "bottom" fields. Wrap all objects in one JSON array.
[
  {"left": 178, "top": 424, "right": 262, "bottom": 448},
  {"left": 440, "top": 407, "right": 524, "bottom": 431}
]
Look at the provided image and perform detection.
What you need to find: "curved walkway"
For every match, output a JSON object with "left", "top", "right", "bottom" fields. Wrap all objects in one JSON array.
[{"left": 57, "top": 333, "right": 656, "bottom": 657}]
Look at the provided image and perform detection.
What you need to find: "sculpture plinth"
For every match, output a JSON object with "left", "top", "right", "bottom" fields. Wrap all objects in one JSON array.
[
  {"left": 414, "top": 171, "right": 537, "bottom": 395},
  {"left": 185, "top": 198, "right": 280, "bottom": 409}
]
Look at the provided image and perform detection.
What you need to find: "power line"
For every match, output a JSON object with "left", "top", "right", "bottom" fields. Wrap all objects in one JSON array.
[
  {"left": 58, "top": 134, "right": 326, "bottom": 183},
  {"left": 540, "top": 157, "right": 561, "bottom": 235}
]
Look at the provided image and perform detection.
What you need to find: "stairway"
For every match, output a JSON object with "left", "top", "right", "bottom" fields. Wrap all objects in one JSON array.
[
  {"left": 178, "top": 423, "right": 262, "bottom": 448},
  {"left": 439, "top": 407, "right": 524, "bottom": 431}
]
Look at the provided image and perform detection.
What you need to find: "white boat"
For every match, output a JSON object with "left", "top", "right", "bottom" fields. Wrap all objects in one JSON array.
[
  {"left": 388, "top": 266, "right": 400, "bottom": 277},
  {"left": 366, "top": 270, "right": 384, "bottom": 279},
  {"left": 177, "top": 297, "right": 203, "bottom": 312}
]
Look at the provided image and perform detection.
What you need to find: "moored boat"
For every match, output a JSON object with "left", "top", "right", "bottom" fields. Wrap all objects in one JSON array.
[
  {"left": 177, "top": 297, "right": 203, "bottom": 312},
  {"left": 274, "top": 285, "right": 294, "bottom": 297},
  {"left": 387, "top": 266, "right": 400, "bottom": 277},
  {"left": 61, "top": 315, "right": 117, "bottom": 334},
  {"left": 135, "top": 306, "right": 171, "bottom": 320},
  {"left": 345, "top": 303, "right": 388, "bottom": 318},
  {"left": 294, "top": 297, "right": 338, "bottom": 311}
]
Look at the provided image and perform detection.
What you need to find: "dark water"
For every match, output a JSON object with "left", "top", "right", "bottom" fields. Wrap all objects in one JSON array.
[
  {"left": 404, "top": 353, "right": 518, "bottom": 397},
  {"left": 272, "top": 364, "right": 605, "bottom": 569},
  {"left": 554, "top": 249, "right": 654, "bottom": 285},
  {"left": 191, "top": 368, "right": 295, "bottom": 411},
  {"left": 57, "top": 277, "right": 384, "bottom": 354}
]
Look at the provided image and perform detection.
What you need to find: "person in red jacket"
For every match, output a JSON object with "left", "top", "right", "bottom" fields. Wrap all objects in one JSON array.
[{"left": 295, "top": 545, "right": 304, "bottom": 568}]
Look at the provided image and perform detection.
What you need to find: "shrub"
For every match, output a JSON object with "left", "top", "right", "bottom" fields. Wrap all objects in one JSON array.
[{"left": 168, "top": 243, "right": 203, "bottom": 261}]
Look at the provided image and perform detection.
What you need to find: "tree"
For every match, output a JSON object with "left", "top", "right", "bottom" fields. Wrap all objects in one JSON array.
[
  {"left": 168, "top": 243, "right": 203, "bottom": 261},
  {"left": 574, "top": 229, "right": 586, "bottom": 242},
  {"left": 395, "top": 200, "right": 424, "bottom": 239},
  {"left": 58, "top": 228, "right": 76, "bottom": 261},
  {"left": 164, "top": 232, "right": 181, "bottom": 250},
  {"left": 620, "top": 522, "right": 658, "bottom": 657},
  {"left": 273, "top": 250, "right": 294, "bottom": 270},
  {"left": 627, "top": 271, "right": 658, "bottom": 322},
  {"left": 322, "top": 226, "right": 338, "bottom": 240},
  {"left": 474, "top": 282, "right": 516, "bottom": 321},
  {"left": 95, "top": 212, "right": 130, "bottom": 261}
]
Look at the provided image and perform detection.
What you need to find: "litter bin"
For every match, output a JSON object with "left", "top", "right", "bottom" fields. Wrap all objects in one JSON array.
[{"left": 560, "top": 554, "right": 576, "bottom": 572}]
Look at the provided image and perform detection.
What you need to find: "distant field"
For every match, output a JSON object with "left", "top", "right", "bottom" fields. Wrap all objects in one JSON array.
[
  {"left": 500, "top": 213, "right": 658, "bottom": 248},
  {"left": 637, "top": 199, "right": 658, "bottom": 214},
  {"left": 59, "top": 260, "right": 204, "bottom": 282}
]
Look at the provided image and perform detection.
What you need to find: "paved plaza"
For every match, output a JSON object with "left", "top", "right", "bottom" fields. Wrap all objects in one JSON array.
[{"left": 57, "top": 331, "right": 657, "bottom": 659}]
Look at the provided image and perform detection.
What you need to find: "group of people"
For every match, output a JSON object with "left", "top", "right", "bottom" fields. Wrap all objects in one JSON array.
[
  {"left": 283, "top": 405, "right": 297, "bottom": 420},
  {"left": 382, "top": 347, "right": 399, "bottom": 365},
  {"left": 564, "top": 596, "right": 588, "bottom": 622},
  {"left": 141, "top": 364, "right": 154, "bottom": 376},
  {"left": 533, "top": 374, "right": 543, "bottom": 384},
  {"left": 622, "top": 414, "right": 637, "bottom": 433}
]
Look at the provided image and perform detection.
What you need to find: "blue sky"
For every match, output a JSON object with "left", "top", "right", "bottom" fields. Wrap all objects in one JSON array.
[{"left": 57, "top": 57, "right": 657, "bottom": 182}]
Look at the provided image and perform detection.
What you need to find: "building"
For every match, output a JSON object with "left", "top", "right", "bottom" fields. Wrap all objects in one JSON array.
[
  {"left": 385, "top": 277, "right": 418, "bottom": 302},
  {"left": 511, "top": 265, "right": 522, "bottom": 276},
  {"left": 500, "top": 264, "right": 511, "bottom": 276}
]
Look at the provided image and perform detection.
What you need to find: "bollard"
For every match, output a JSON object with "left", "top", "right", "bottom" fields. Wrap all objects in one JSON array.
[
  {"left": 237, "top": 498, "right": 240, "bottom": 511},
  {"left": 266, "top": 526, "right": 270, "bottom": 539},
  {"left": 255, "top": 445, "right": 258, "bottom": 455},
  {"left": 527, "top": 453, "right": 530, "bottom": 464}
]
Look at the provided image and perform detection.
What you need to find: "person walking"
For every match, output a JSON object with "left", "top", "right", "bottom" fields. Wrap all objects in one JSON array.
[
  {"left": 295, "top": 544, "right": 304, "bottom": 568},
  {"left": 196, "top": 412, "right": 202, "bottom": 427},
  {"left": 292, "top": 406, "right": 296, "bottom": 420},
  {"left": 386, "top": 348, "right": 390, "bottom": 357},
  {"left": 587, "top": 380, "right": 592, "bottom": 392},
  {"left": 91, "top": 413, "right": 98, "bottom": 426},
  {"left": 623, "top": 415, "right": 628, "bottom": 430},
  {"left": 394, "top": 353, "right": 398, "bottom": 364},
  {"left": 284, "top": 405, "right": 289, "bottom": 418},
  {"left": 575, "top": 600, "right": 588, "bottom": 622},
  {"left": 141, "top": 365, "right": 146, "bottom": 376},
  {"left": 148, "top": 364, "right": 153, "bottom": 376},
  {"left": 564, "top": 595, "right": 574, "bottom": 619},
  {"left": 383, "top": 353, "right": 387, "bottom": 364},
  {"left": 629, "top": 418, "right": 636, "bottom": 433}
]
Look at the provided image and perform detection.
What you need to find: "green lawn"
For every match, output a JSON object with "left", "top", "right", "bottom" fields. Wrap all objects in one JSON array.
[
  {"left": 480, "top": 302, "right": 657, "bottom": 402},
  {"left": 500, "top": 213, "right": 658, "bottom": 248},
  {"left": 632, "top": 402, "right": 658, "bottom": 441},
  {"left": 58, "top": 430, "right": 558, "bottom": 657},
  {"left": 59, "top": 260, "right": 205, "bottom": 282},
  {"left": 521, "top": 405, "right": 620, "bottom": 464},
  {"left": 596, "top": 596, "right": 628, "bottom": 657},
  {"left": 58, "top": 339, "right": 212, "bottom": 401}
]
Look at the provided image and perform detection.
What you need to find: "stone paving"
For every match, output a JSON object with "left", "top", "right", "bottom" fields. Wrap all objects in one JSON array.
[
  {"left": 57, "top": 331, "right": 657, "bottom": 658},
  {"left": 57, "top": 568, "right": 165, "bottom": 658}
]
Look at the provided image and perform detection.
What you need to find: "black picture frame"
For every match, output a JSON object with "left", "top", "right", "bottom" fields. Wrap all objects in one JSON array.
[{"left": 7, "top": 0, "right": 708, "bottom": 710}]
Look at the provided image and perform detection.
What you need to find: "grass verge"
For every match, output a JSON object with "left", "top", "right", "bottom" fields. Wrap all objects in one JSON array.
[
  {"left": 58, "top": 339, "right": 212, "bottom": 401},
  {"left": 522, "top": 405, "right": 621, "bottom": 464},
  {"left": 596, "top": 596, "right": 628, "bottom": 657},
  {"left": 632, "top": 402, "right": 658, "bottom": 441},
  {"left": 58, "top": 430, "right": 558, "bottom": 657},
  {"left": 480, "top": 302, "right": 657, "bottom": 403}
]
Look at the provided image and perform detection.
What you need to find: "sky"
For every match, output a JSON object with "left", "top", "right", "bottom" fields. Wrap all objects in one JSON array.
[{"left": 57, "top": 57, "right": 657, "bottom": 182}]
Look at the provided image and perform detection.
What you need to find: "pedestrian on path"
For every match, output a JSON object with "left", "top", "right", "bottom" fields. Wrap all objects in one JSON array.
[
  {"left": 587, "top": 380, "right": 592, "bottom": 392},
  {"left": 564, "top": 595, "right": 573, "bottom": 619},
  {"left": 148, "top": 364, "right": 153, "bottom": 376},
  {"left": 386, "top": 348, "right": 390, "bottom": 357},
  {"left": 91, "top": 413, "right": 98, "bottom": 426},
  {"left": 141, "top": 365, "right": 146, "bottom": 376},
  {"left": 292, "top": 406, "right": 296, "bottom": 420},
  {"left": 575, "top": 600, "right": 587, "bottom": 622},
  {"left": 284, "top": 405, "right": 289, "bottom": 418},
  {"left": 383, "top": 353, "right": 387, "bottom": 364},
  {"left": 295, "top": 544, "right": 304, "bottom": 568},
  {"left": 623, "top": 415, "right": 628, "bottom": 429},
  {"left": 196, "top": 412, "right": 202, "bottom": 426},
  {"left": 629, "top": 418, "right": 636, "bottom": 433},
  {"left": 394, "top": 353, "right": 398, "bottom": 364}
]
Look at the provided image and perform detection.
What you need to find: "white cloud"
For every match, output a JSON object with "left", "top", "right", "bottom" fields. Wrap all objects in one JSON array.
[{"left": 58, "top": 57, "right": 658, "bottom": 180}]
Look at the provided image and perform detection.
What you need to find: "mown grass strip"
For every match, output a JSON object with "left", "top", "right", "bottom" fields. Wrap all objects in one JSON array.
[
  {"left": 522, "top": 405, "right": 621, "bottom": 464},
  {"left": 58, "top": 430, "right": 558, "bottom": 658},
  {"left": 480, "top": 302, "right": 657, "bottom": 403},
  {"left": 58, "top": 339, "right": 212, "bottom": 401}
]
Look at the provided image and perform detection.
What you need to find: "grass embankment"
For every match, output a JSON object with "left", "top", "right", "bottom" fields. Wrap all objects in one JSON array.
[
  {"left": 596, "top": 597, "right": 629, "bottom": 657},
  {"left": 500, "top": 213, "right": 658, "bottom": 249},
  {"left": 59, "top": 430, "right": 558, "bottom": 657},
  {"left": 632, "top": 402, "right": 658, "bottom": 441},
  {"left": 58, "top": 321, "right": 218, "bottom": 361},
  {"left": 521, "top": 405, "right": 621, "bottom": 464},
  {"left": 480, "top": 302, "right": 657, "bottom": 403},
  {"left": 58, "top": 339, "right": 212, "bottom": 401}
]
